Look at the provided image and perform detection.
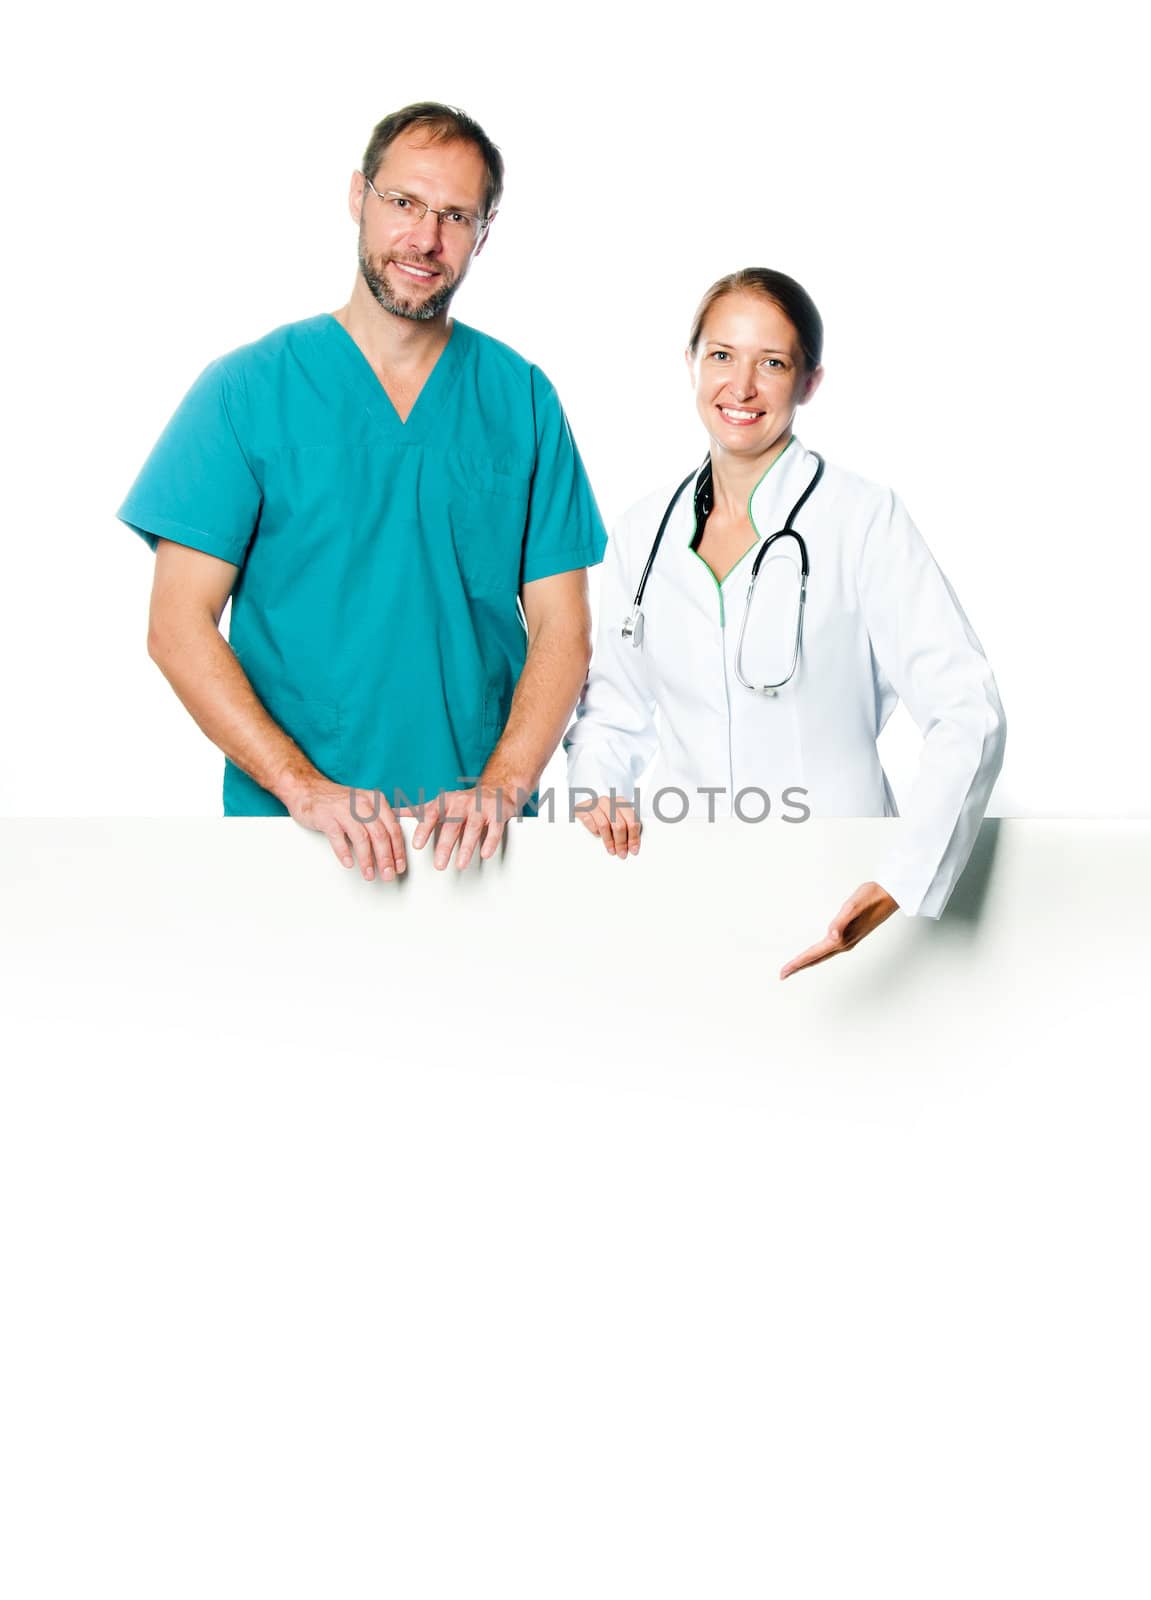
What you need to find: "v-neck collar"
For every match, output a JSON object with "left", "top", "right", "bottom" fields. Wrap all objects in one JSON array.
[
  {"left": 682, "top": 436, "right": 805, "bottom": 584},
  {"left": 320, "top": 311, "right": 466, "bottom": 438},
  {"left": 746, "top": 436, "right": 812, "bottom": 543}
]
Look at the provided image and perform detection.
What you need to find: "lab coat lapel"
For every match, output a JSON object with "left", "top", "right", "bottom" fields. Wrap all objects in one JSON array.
[{"left": 748, "top": 437, "right": 816, "bottom": 543}]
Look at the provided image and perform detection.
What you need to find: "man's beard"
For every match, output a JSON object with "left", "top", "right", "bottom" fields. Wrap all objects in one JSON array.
[{"left": 358, "top": 237, "right": 460, "bottom": 322}]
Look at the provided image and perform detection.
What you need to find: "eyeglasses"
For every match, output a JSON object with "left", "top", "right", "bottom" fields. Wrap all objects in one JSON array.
[{"left": 362, "top": 177, "right": 489, "bottom": 240}]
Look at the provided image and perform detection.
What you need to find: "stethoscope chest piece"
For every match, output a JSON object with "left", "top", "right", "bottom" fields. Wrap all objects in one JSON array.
[{"left": 621, "top": 604, "right": 644, "bottom": 648}]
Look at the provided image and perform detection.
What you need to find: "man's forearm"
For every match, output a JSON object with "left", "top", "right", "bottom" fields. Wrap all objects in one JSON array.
[
  {"left": 147, "top": 617, "right": 320, "bottom": 806},
  {"left": 481, "top": 617, "right": 592, "bottom": 795}
]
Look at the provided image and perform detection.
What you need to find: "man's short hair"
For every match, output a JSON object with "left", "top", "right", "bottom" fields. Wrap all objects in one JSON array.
[{"left": 360, "top": 102, "right": 505, "bottom": 221}]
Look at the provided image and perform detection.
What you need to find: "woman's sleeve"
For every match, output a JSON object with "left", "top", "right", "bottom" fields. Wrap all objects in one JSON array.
[
  {"left": 563, "top": 514, "right": 660, "bottom": 803},
  {"left": 857, "top": 489, "right": 1007, "bottom": 918}
]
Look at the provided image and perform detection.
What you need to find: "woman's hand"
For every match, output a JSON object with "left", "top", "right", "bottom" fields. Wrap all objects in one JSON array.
[
  {"left": 779, "top": 881, "right": 899, "bottom": 979},
  {"left": 577, "top": 796, "right": 642, "bottom": 858}
]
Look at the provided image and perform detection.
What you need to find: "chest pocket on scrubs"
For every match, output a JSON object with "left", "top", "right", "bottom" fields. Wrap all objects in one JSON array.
[{"left": 452, "top": 469, "right": 531, "bottom": 598}]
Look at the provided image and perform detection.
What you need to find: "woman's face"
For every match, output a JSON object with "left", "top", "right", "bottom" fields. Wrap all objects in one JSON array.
[{"left": 687, "top": 291, "right": 822, "bottom": 464}]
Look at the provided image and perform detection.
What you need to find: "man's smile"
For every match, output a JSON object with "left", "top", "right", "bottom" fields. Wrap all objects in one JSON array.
[{"left": 391, "top": 259, "right": 440, "bottom": 281}]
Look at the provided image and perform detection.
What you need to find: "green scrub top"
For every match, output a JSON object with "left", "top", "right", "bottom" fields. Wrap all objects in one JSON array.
[{"left": 117, "top": 314, "right": 608, "bottom": 815}]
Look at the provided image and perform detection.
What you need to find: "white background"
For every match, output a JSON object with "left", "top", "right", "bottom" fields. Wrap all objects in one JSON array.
[
  {"left": 1, "top": 0, "right": 1148, "bottom": 816},
  {"left": 3, "top": 816, "right": 1150, "bottom": 1598}
]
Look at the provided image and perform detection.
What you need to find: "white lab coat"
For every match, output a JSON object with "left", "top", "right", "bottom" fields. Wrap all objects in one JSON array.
[{"left": 563, "top": 438, "right": 1006, "bottom": 918}]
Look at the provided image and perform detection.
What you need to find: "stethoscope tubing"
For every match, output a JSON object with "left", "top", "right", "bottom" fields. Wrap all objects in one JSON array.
[{"left": 623, "top": 451, "right": 825, "bottom": 696}]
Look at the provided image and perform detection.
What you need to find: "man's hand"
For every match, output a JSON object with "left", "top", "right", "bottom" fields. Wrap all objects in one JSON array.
[
  {"left": 779, "top": 882, "right": 899, "bottom": 979},
  {"left": 408, "top": 780, "right": 528, "bottom": 871},
  {"left": 283, "top": 775, "right": 407, "bottom": 882},
  {"left": 576, "top": 795, "right": 642, "bottom": 858}
]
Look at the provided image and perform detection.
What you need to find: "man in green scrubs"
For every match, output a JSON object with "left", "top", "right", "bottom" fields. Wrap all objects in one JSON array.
[{"left": 118, "top": 102, "right": 606, "bottom": 881}]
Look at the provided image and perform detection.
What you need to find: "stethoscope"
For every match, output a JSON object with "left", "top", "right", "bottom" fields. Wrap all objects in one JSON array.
[{"left": 621, "top": 450, "right": 826, "bottom": 696}]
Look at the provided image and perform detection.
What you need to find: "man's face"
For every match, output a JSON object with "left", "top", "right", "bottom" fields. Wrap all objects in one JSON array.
[{"left": 353, "top": 131, "right": 491, "bottom": 322}]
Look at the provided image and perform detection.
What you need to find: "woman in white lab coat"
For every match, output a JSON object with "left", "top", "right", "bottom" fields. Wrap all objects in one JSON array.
[{"left": 563, "top": 268, "right": 1006, "bottom": 977}]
